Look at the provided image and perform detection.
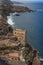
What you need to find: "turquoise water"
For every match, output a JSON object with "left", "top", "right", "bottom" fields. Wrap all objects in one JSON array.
[{"left": 12, "top": 2, "right": 43, "bottom": 58}]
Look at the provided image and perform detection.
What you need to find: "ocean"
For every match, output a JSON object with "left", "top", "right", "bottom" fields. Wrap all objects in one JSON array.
[{"left": 7, "top": 2, "right": 43, "bottom": 58}]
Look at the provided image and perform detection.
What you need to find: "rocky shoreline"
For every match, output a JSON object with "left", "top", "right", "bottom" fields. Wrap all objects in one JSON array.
[
  {"left": 0, "top": 4, "right": 33, "bottom": 16},
  {"left": 10, "top": 5, "right": 33, "bottom": 13}
]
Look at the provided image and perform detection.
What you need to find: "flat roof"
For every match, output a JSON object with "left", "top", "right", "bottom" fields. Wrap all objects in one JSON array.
[{"left": 14, "top": 29, "right": 26, "bottom": 32}]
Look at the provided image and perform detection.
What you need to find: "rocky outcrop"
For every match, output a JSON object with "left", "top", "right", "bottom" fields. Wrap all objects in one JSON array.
[
  {"left": 10, "top": 5, "right": 33, "bottom": 12},
  {"left": 0, "top": 4, "right": 33, "bottom": 15},
  {"left": 0, "top": 21, "right": 13, "bottom": 36}
]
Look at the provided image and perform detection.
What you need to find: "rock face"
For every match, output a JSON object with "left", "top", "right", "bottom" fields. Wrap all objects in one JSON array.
[
  {"left": 0, "top": 15, "right": 14, "bottom": 48},
  {"left": 0, "top": 21, "right": 13, "bottom": 36}
]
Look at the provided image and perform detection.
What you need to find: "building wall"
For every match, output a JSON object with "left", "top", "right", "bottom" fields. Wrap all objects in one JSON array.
[{"left": 13, "top": 29, "right": 26, "bottom": 46}]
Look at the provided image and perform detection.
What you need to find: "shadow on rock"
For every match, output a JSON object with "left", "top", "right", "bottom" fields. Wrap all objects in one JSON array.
[{"left": 0, "top": 59, "right": 10, "bottom": 65}]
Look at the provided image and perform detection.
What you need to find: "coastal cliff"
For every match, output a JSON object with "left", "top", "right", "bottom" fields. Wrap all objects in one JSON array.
[
  {"left": 10, "top": 5, "right": 33, "bottom": 12},
  {"left": 0, "top": 0, "right": 40, "bottom": 65},
  {"left": 0, "top": 4, "right": 33, "bottom": 14}
]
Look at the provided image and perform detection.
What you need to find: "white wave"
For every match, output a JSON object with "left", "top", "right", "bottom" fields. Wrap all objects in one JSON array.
[
  {"left": 7, "top": 13, "right": 15, "bottom": 25},
  {"left": 40, "top": 58, "right": 43, "bottom": 61},
  {"left": 7, "top": 16, "right": 13, "bottom": 25}
]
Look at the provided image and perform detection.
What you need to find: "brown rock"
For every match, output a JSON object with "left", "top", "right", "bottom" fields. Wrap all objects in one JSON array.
[{"left": 0, "top": 20, "right": 13, "bottom": 36}]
